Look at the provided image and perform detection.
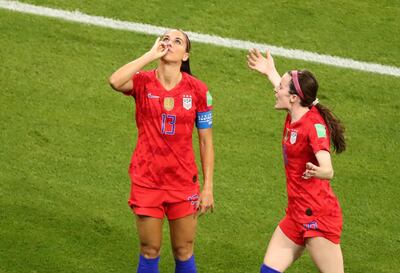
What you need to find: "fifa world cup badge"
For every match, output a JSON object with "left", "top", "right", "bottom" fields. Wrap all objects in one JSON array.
[
  {"left": 164, "top": 97, "right": 174, "bottom": 111},
  {"left": 290, "top": 131, "right": 297, "bottom": 144}
]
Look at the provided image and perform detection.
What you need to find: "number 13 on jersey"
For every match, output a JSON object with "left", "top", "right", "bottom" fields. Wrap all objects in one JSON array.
[{"left": 161, "top": 114, "right": 176, "bottom": 135}]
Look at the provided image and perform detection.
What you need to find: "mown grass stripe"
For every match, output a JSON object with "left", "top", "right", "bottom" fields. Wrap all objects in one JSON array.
[{"left": 1, "top": 0, "right": 399, "bottom": 77}]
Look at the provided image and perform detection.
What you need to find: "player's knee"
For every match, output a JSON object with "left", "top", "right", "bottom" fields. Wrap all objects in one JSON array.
[
  {"left": 140, "top": 242, "right": 161, "bottom": 258},
  {"left": 172, "top": 241, "right": 194, "bottom": 261}
]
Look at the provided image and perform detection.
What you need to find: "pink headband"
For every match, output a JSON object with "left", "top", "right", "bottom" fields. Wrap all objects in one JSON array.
[{"left": 291, "top": 70, "right": 304, "bottom": 99}]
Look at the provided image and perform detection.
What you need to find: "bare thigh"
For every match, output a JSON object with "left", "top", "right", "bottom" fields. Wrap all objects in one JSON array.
[
  {"left": 263, "top": 226, "right": 305, "bottom": 272},
  {"left": 136, "top": 216, "right": 163, "bottom": 258},
  {"left": 306, "top": 237, "right": 344, "bottom": 273},
  {"left": 169, "top": 214, "right": 198, "bottom": 261}
]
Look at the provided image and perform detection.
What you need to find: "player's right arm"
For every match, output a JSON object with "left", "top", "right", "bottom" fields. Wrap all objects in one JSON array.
[
  {"left": 108, "top": 37, "right": 168, "bottom": 93},
  {"left": 247, "top": 49, "right": 281, "bottom": 90}
]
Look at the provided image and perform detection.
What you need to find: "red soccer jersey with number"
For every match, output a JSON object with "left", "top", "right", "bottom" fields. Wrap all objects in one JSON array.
[
  {"left": 282, "top": 106, "right": 341, "bottom": 222},
  {"left": 123, "top": 70, "right": 212, "bottom": 190}
]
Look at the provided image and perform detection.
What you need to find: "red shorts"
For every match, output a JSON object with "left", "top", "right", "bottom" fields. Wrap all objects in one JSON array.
[
  {"left": 128, "top": 183, "right": 200, "bottom": 220},
  {"left": 279, "top": 213, "right": 342, "bottom": 245}
]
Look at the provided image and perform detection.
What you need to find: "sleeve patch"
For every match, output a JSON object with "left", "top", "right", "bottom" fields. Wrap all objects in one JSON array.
[
  {"left": 196, "top": 111, "right": 212, "bottom": 129},
  {"left": 206, "top": 91, "right": 213, "bottom": 106},
  {"left": 314, "top": 123, "right": 327, "bottom": 138}
]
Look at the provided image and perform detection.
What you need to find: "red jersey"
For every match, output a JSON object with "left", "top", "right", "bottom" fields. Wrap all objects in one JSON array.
[
  {"left": 124, "top": 70, "right": 212, "bottom": 190},
  {"left": 282, "top": 106, "right": 341, "bottom": 222}
]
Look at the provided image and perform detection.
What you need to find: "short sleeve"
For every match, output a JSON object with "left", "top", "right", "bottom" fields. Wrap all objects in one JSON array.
[
  {"left": 123, "top": 71, "right": 145, "bottom": 97},
  {"left": 195, "top": 82, "right": 213, "bottom": 129},
  {"left": 308, "top": 123, "right": 330, "bottom": 153},
  {"left": 196, "top": 81, "right": 212, "bottom": 112}
]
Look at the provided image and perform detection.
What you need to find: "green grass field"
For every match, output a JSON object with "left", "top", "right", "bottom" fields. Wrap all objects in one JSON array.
[{"left": 1, "top": 1, "right": 400, "bottom": 272}]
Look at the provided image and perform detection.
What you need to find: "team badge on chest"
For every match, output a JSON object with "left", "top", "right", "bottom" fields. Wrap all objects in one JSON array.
[
  {"left": 182, "top": 94, "right": 192, "bottom": 110},
  {"left": 290, "top": 131, "right": 298, "bottom": 144},
  {"left": 164, "top": 97, "right": 174, "bottom": 111}
]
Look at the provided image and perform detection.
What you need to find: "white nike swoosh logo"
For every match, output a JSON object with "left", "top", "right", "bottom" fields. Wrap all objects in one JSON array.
[{"left": 147, "top": 93, "right": 160, "bottom": 99}]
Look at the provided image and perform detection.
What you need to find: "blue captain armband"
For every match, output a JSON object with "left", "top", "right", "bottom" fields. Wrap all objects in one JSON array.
[{"left": 196, "top": 111, "right": 212, "bottom": 129}]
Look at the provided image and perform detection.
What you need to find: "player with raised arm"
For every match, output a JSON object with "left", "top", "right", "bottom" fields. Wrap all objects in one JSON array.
[
  {"left": 109, "top": 29, "right": 214, "bottom": 273},
  {"left": 248, "top": 48, "right": 346, "bottom": 273}
]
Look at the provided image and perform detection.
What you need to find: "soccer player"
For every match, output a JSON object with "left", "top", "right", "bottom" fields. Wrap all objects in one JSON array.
[
  {"left": 109, "top": 29, "right": 214, "bottom": 273},
  {"left": 247, "top": 48, "right": 346, "bottom": 273}
]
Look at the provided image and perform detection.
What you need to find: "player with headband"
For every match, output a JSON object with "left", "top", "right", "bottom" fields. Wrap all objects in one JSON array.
[{"left": 247, "top": 48, "right": 346, "bottom": 273}]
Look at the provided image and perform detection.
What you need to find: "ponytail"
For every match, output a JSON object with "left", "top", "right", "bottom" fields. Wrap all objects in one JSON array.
[
  {"left": 315, "top": 104, "right": 346, "bottom": 153},
  {"left": 179, "top": 29, "right": 192, "bottom": 75},
  {"left": 288, "top": 69, "right": 346, "bottom": 154},
  {"left": 180, "top": 59, "right": 191, "bottom": 75}
]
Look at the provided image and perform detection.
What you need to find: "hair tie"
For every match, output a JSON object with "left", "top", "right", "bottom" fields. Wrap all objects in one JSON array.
[
  {"left": 312, "top": 98, "right": 319, "bottom": 106},
  {"left": 291, "top": 70, "right": 305, "bottom": 99}
]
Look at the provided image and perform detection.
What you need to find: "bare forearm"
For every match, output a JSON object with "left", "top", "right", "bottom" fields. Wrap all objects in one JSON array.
[
  {"left": 266, "top": 70, "right": 281, "bottom": 89},
  {"left": 197, "top": 133, "right": 215, "bottom": 215},
  {"left": 315, "top": 167, "right": 334, "bottom": 180},
  {"left": 199, "top": 140, "right": 214, "bottom": 191},
  {"left": 109, "top": 52, "right": 155, "bottom": 90},
  {"left": 303, "top": 151, "right": 334, "bottom": 180}
]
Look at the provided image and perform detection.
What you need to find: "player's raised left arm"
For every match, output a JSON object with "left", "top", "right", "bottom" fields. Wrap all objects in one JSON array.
[{"left": 247, "top": 49, "right": 281, "bottom": 89}]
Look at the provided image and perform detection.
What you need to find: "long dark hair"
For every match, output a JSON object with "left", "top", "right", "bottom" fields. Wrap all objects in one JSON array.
[
  {"left": 179, "top": 30, "right": 192, "bottom": 75},
  {"left": 288, "top": 70, "right": 346, "bottom": 153}
]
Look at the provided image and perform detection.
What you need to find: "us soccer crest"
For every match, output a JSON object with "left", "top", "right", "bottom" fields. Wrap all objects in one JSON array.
[
  {"left": 290, "top": 131, "right": 297, "bottom": 144},
  {"left": 182, "top": 94, "right": 192, "bottom": 110},
  {"left": 164, "top": 97, "right": 174, "bottom": 111}
]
